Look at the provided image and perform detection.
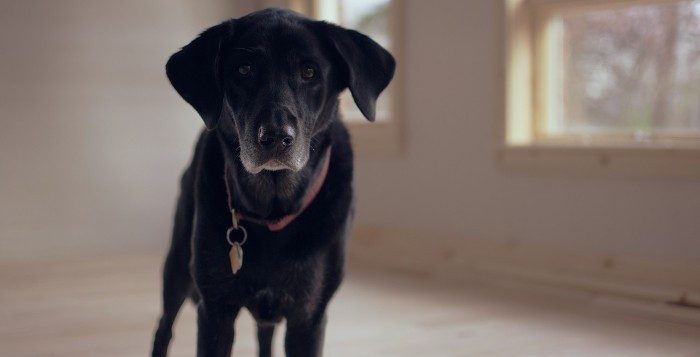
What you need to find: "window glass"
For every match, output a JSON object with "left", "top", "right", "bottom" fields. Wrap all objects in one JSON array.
[{"left": 546, "top": 0, "right": 700, "bottom": 144}]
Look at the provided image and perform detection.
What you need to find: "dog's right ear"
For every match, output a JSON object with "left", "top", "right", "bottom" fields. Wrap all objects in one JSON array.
[{"left": 166, "top": 21, "right": 233, "bottom": 129}]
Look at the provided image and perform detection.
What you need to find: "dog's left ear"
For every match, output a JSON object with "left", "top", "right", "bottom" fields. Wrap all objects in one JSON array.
[
  {"left": 323, "top": 24, "right": 396, "bottom": 122},
  {"left": 166, "top": 21, "right": 233, "bottom": 129}
]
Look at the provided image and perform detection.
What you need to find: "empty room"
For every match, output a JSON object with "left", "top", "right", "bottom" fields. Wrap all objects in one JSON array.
[{"left": 2, "top": 0, "right": 700, "bottom": 356}]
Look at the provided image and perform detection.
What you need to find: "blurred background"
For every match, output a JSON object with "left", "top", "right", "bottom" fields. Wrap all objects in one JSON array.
[
  {"left": 2, "top": 0, "right": 700, "bottom": 356},
  {"left": 0, "top": 0, "right": 232, "bottom": 262}
]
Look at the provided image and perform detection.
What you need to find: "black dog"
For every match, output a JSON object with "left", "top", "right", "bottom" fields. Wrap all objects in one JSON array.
[{"left": 151, "top": 8, "right": 395, "bottom": 357}]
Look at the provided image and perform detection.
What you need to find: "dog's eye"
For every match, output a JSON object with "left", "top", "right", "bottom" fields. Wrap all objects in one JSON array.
[
  {"left": 300, "top": 64, "right": 315, "bottom": 79},
  {"left": 238, "top": 64, "right": 252, "bottom": 77}
]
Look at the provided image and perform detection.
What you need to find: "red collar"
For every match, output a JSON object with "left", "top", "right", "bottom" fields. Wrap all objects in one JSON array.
[{"left": 224, "top": 146, "right": 332, "bottom": 232}]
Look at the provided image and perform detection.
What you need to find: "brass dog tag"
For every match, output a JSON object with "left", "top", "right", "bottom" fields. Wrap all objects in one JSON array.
[{"left": 229, "top": 242, "right": 243, "bottom": 275}]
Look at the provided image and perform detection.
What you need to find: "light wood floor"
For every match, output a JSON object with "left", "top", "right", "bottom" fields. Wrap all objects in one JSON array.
[{"left": 2, "top": 254, "right": 700, "bottom": 357}]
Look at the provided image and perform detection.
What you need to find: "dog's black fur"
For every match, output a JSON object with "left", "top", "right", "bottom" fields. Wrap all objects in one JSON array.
[{"left": 151, "top": 8, "right": 395, "bottom": 357}]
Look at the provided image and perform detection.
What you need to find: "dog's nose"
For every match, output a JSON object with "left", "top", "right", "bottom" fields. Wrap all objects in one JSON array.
[{"left": 258, "top": 125, "right": 295, "bottom": 151}]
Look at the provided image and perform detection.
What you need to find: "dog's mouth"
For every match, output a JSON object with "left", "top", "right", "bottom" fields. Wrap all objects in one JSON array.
[
  {"left": 258, "top": 159, "right": 294, "bottom": 172},
  {"left": 240, "top": 153, "right": 308, "bottom": 174},
  {"left": 238, "top": 137, "right": 310, "bottom": 174},
  {"left": 242, "top": 160, "right": 289, "bottom": 174}
]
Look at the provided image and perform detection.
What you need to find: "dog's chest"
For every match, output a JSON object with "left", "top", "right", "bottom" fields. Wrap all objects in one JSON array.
[
  {"left": 245, "top": 260, "right": 322, "bottom": 323},
  {"left": 215, "top": 234, "right": 324, "bottom": 314}
]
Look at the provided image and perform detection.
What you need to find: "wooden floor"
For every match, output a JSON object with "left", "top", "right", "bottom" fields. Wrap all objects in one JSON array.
[{"left": 2, "top": 254, "right": 700, "bottom": 357}]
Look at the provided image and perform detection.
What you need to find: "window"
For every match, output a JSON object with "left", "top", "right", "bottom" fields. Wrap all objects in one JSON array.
[
  {"left": 291, "top": 0, "right": 403, "bottom": 155},
  {"left": 507, "top": 0, "right": 700, "bottom": 149},
  {"left": 315, "top": 0, "right": 393, "bottom": 122},
  {"left": 504, "top": 0, "right": 700, "bottom": 178},
  {"left": 252, "top": 0, "right": 402, "bottom": 153}
]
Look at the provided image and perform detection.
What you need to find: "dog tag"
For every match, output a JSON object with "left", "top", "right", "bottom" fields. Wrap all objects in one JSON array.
[{"left": 229, "top": 242, "right": 243, "bottom": 275}]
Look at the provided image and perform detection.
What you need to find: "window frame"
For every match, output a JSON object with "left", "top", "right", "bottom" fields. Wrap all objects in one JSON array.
[
  {"left": 292, "top": 0, "right": 404, "bottom": 156},
  {"left": 503, "top": 0, "right": 700, "bottom": 178}
]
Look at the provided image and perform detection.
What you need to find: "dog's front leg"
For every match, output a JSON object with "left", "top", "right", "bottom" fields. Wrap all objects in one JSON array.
[
  {"left": 197, "top": 300, "right": 240, "bottom": 357},
  {"left": 284, "top": 312, "right": 327, "bottom": 357}
]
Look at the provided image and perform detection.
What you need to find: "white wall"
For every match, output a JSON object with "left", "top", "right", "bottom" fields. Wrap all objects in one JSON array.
[
  {"left": 353, "top": 0, "right": 700, "bottom": 264},
  {"left": 2, "top": 0, "right": 699, "bottom": 266},
  {"left": 0, "top": 0, "right": 236, "bottom": 262}
]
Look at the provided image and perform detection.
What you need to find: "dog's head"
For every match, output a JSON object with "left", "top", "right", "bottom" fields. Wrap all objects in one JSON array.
[{"left": 166, "top": 8, "right": 395, "bottom": 173}]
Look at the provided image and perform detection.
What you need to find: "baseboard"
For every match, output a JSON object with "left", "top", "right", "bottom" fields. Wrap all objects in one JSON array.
[{"left": 348, "top": 225, "right": 700, "bottom": 324}]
